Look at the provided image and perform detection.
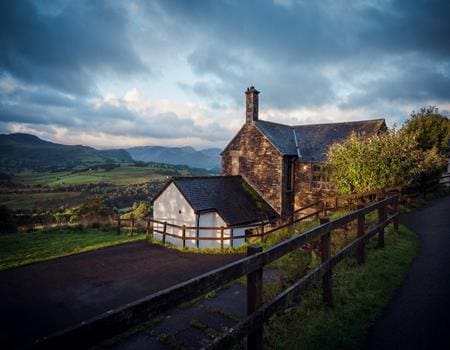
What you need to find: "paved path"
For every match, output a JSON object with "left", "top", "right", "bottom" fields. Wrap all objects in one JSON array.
[
  {"left": 0, "top": 241, "right": 242, "bottom": 349},
  {"left": 366, "top": 195, "right": 450, "bottom": 349}
]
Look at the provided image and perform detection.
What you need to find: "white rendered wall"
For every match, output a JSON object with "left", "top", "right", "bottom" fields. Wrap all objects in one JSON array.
[
  {"left": 198, "top": 213, "right": 249, "bottom": 248},
  {"left": 153, "top": 183, "right": 252, "bottom": 248},
  {"left": 153, "top": 183, "right": 196, "bottom": 247}
]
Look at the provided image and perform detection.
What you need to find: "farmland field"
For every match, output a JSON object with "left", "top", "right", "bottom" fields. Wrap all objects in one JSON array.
[
  {"left": 0, "top": 192, "right": 86, "bottom": 210},
  {"left": 13, "top": 165, "right": 173, "bottom": 187}
]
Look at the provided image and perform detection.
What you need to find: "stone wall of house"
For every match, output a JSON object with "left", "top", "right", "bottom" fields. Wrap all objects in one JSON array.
[
  {"left": 222, "top": 123, "right": 284, "bottom": 214},
  {"left": 294, "top": 161, "right": 335, "bottom": 209},
  {"left": 294, "top": 162, "right": 311, "bottom": 209}
]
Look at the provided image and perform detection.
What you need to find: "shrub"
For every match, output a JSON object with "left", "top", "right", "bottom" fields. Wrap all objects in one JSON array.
[
  {"left": 327, "top": 129, "right": 445, "bottom": 195},
  {"left": 402, "top": 106, "right": 450, "bottom": 155}
]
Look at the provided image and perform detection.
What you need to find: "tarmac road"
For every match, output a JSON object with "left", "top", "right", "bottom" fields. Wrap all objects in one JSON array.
[
  {"left": 0, "top": 241, "right": 242, "bottom": 349},
  {"left": 366, "top": 195, "right": 450, "bottom": 349}
]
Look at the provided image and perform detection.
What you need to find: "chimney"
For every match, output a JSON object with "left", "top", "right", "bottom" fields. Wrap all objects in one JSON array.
[{"left": 245, "top": 86, "right": 259, "bottom": 123}]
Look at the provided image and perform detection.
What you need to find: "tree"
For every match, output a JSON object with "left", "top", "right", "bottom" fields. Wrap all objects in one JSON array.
[
  {"left": 122, "top": 202, "right": 151, "bottom": 220},
  {"left": 402, "top": 106, "right": 450, "bottom": 155},
  {"left": 326, "top": 129, "right": 445, "bottom": 195}
]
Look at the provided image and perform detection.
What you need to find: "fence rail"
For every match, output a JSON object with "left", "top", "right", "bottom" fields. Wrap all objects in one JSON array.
[
  {"left": 116, "top": 186, "right": 401, "bottom": 248},
  {"left": 34, "top": 194, "right": 400, "bottom": 350}
]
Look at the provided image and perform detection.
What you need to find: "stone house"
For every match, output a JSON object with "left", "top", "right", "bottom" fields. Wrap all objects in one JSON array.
[
  {"left": 152, "top": 87, "right": 387, "bottom": 246},
  {"left": 221, "top": 86, "right": 387, "bottom": 219}
]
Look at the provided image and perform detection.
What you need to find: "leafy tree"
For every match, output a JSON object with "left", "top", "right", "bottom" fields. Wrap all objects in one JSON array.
[
  {"left": 402, "top": 106, "right": 450, "bottom": 154},
  {"left": 122, "top": 202, "right": 151, "bottom": 220},
  {"left": 326, "top": 130, "right": 445, "bottom": 195}
]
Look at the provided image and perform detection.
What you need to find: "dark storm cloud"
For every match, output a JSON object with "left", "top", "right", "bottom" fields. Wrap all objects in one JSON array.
[
  {"left": 0, "top": 0, "right": 147, "bottom": 95},
  {"left": 1, "top": 0, "right": 450, "bottom": 145},
  {"left": 341, "top": 61, "right": 450, "bottom": 109},
  {"left": 158, "top": 0, "right": 450, "bottom": 109}
]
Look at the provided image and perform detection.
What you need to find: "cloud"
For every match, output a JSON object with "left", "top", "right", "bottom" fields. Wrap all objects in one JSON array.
[
  {"left": 0, "top": 0, "right": 449, "bottom": 149},
  {"left": 0, "top": 0, "right": 147, "bottom": 95},
  {"left": 158, "top": 0, "right": 450, "bottom": 110}
]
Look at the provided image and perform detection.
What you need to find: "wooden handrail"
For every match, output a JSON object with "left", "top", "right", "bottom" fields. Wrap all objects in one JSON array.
[{"left": 34, "top": 195, "right": 399, "bottom": 349}]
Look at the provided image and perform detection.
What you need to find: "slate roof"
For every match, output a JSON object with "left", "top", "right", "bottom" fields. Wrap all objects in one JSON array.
[
  {"left": 254, "top": 119, "right": 386, "bottom": 162},
  {"left": 153, "top": 176, "right": 278, "bottom": 226}
]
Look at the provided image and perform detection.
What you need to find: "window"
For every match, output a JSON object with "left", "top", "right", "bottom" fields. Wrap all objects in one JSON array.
[{"left": 310, "top": 163, "right": 332, "bottom": 191}]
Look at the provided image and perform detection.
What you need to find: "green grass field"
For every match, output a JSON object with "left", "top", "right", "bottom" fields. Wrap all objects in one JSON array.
[
  {"left": 14, "top": 166, "right": 170, "bottom": 186},
  {"left": 0, "top": 191, "right": 86, "bottom": 210},
  {"left": 0, "top": 227, "right": 146, "bottom": 271},
  {"left": 264, "top": 225, "right": 419, "bottom": 350}
]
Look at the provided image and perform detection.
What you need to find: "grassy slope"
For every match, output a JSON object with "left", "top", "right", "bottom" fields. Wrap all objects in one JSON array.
[
  {"left": 14, "top": 166, "right": 168, "bottom": 186},
  {"left": 0, "top": 228, "right": 146, "bottom": 271},
  {"left": 264, "top": 225, "right": 419, "bottom": 350},
  {"left": 0, "top": 191, "right": 86, "bottom": 210}
]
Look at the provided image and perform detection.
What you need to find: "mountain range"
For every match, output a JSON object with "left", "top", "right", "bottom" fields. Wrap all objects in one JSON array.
[
  {"left": 0, "top": 133, "right": 222, "bottom": 171},
  {"left": 127, "top": 146, "right": 221, "bottom": 170}
]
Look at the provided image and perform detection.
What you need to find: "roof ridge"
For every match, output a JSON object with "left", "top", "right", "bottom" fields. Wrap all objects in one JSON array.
[
  {"left": 172, "top": 175, "right": 241, "bottom": 181},
  {"left": 254, "top": 119, "right": 293, "bottom": 128},
  {"left": 292, "top": 118, "right": 385, "bottom": 128},
  {"left": 256, "top": 117, "right": 385, "bottom": 129}
]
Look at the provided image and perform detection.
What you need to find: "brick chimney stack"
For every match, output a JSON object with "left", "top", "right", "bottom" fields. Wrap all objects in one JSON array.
[{"left": 245, "top": 86, "right": 259, "bottom": 123}]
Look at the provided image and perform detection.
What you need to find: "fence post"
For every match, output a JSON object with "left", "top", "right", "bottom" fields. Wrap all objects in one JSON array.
[
  {"left": 247, "top": 245, "right": 263, "bottom": 350},
  {"left": 393, "top": 196, "right": 399, "bottom": 232},
  {"left": 182, "top": 225, "right": 186, "bottom": 248},
  {"left": 356, "top": 205, "right": 365, "bottom": 265},
  {"left": 220, "top": 226, "right": 224, "bottom": 250},
  {"left": 162, "top": 221, "right": 167, "bottom": 245},
  {"left": 130, "top": 218, "right": 134, "bottom": 236},
  {"left": 378, "top": 201, "right": 386, "bottom": 248},
  {"left": 315, "top": 202, "right": 320, "bottom": 220},
  {"left": 146, "top": 218, "right": 151, "bottom": 239},
  {"left": 320, "top": 217, "right": 332, "bottom": 306},
  {"left": 261, "top": 225, "right": 265, "bottom": 244}
]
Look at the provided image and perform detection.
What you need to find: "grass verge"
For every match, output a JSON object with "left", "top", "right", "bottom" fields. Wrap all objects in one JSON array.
[
  {"left": 264, "top": 224, "right": 419, "bottom": 350},
  {"left": 0, "top": 227, "right": 145, "bottom": 271}
]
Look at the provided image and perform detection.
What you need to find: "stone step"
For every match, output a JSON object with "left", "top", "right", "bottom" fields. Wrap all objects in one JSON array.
[{"left": 107, "top": 269, "right": 282, "bottom": 349}]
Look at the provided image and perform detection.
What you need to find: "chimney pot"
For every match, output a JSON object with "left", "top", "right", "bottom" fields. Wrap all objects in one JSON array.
[{"left": 245, "top": 86, "right": 259, "bottom": 123}]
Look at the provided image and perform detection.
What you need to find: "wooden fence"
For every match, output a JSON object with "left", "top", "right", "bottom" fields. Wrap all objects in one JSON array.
[
  {"left": 116, "top": 187, "right": 402, "bottom": 248},
  {"left": 34, "top": 194, "right": 400, "bottom": 349},
  {"left": 116, "top": 200, "right": 325, "bottom": 248}
]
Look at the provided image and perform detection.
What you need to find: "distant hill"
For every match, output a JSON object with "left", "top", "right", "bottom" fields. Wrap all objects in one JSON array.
[
  {"left": 0, "top": 133, "right": 133, "bottom": 171},
  {"left": 127, "top": 146, "right": 221, "bottom": 170}
]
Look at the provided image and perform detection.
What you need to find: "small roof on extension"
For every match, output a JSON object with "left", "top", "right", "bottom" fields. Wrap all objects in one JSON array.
[{"left": 152, "top": 176, "right": 278, "bottom": 226}]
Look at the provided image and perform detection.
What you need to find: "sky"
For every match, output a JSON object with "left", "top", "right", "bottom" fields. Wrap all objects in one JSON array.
[{"left": 1, "top": 0, "right": 449, "bottom": 150}]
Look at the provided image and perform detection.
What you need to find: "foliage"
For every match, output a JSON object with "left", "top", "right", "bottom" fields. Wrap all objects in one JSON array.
[
  {"left": 0, "top": 205, "right": 17, "bottom": 234},
  {"left": 327, "top": 130, "right": 445, "bottom": 195},
  {"left": 0, "top": 227, "right": 145, "bottom": 271},
  {"left": 121, "top": 201, "right": 152, "bottom": 219},
  {"left": 78, "top": 197, "right": 112, "bottom": 217},
  {"left": 264, "top": 225, "right": 419, "bottom": 350},
  {"left": 402, "top": 106, "right": 450, "bottom": 155}
]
